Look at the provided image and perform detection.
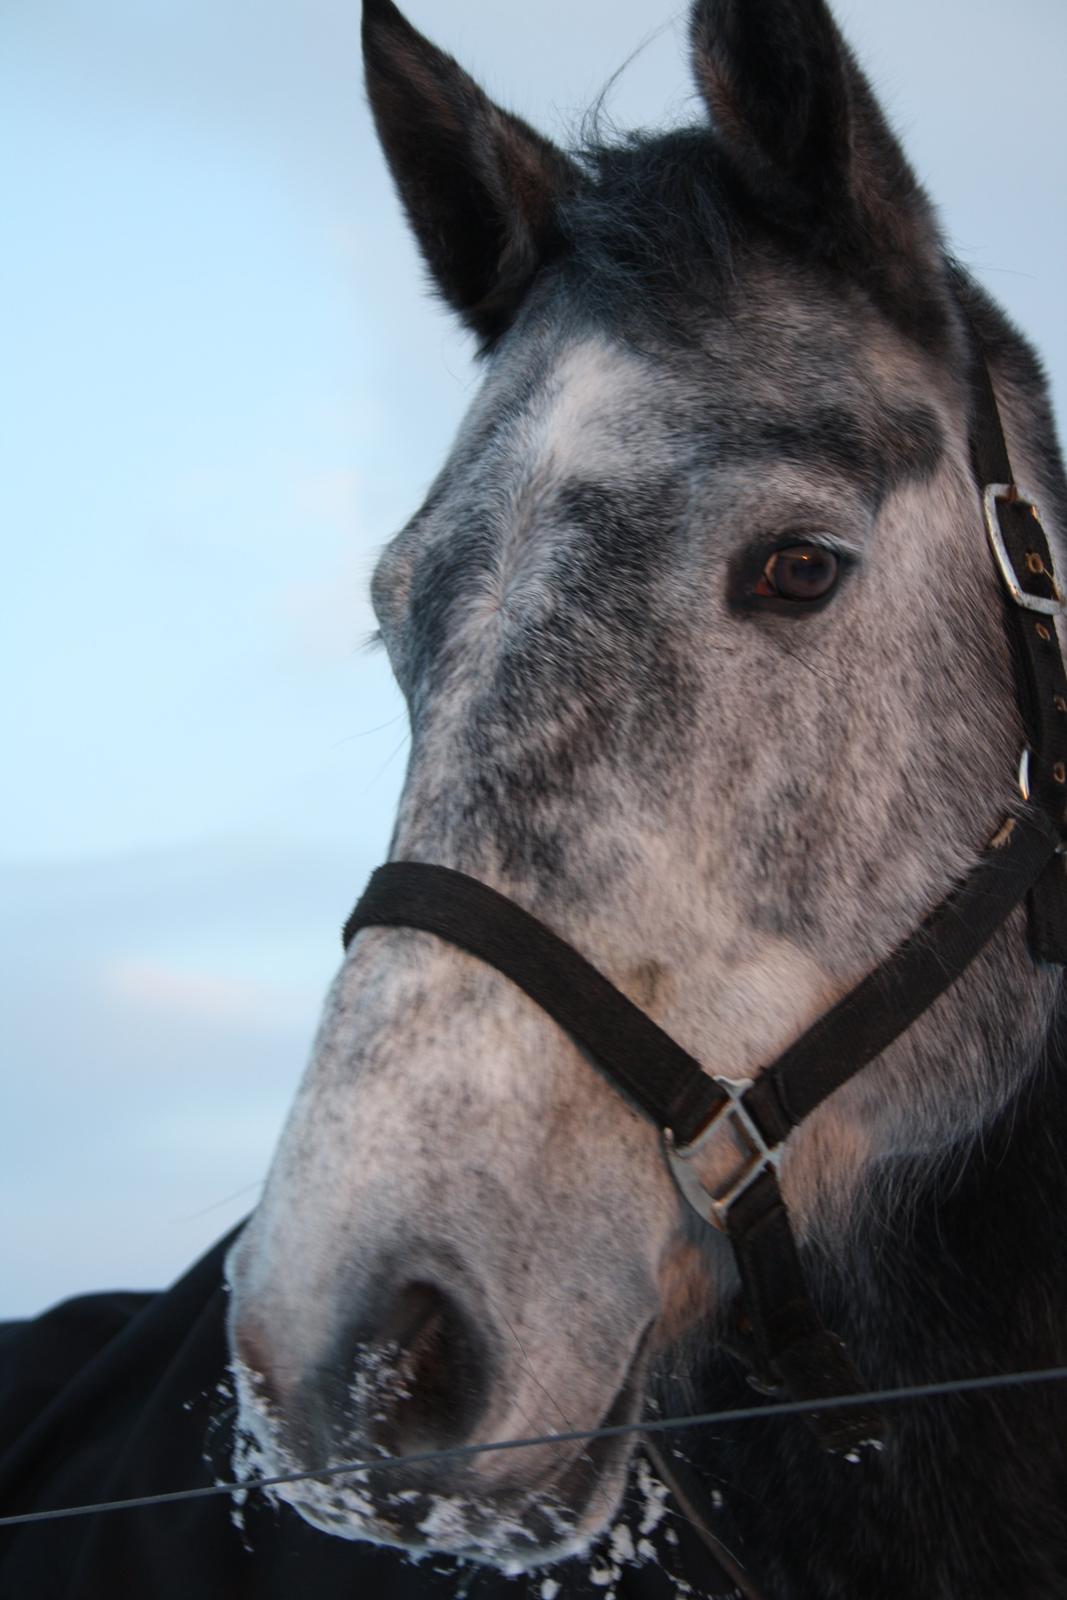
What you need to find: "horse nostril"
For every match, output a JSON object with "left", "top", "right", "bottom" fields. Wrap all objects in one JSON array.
[
  {"left": 376, "top": 1281, "right": 488, "bottom": 1456},
  {"left": 341, "top": 1280, "right": 490, "bottom": 1458},
  {"left": 378, "top": 1280, "right": 447, "bottom": 1354}
]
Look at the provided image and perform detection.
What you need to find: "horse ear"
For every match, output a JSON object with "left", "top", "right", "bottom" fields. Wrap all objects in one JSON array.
[
  {"left": 689, "top": 0, "right": 935, "bottom": 264},
  {"left": 363, "top": 0, "right": 580, "bottom": 345}
]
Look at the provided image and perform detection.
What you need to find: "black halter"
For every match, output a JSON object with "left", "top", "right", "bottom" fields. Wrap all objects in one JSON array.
[{"left": 341, "top": 317, "right": 1067, "bottom": 1465}]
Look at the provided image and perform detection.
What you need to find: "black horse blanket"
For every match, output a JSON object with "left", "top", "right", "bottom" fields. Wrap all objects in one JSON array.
[{"left": 0, "top": 1233, "right": 738, "bottom": 1600}]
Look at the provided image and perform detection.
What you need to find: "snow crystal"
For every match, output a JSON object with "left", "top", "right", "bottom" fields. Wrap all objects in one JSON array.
[
  {"left": 417, "top": 1498, "right": 473, "bottom": 1545},
  {"left": 224, "top": 1363, "right": 726, "bottom": 1598},
  {"left": 609, "top": 1525, "right": 635, "bottom": 1565},
  {"left": 634, "top": 1454, "right": 671, "bottom": 1536},
  {"left": 346, "top": 1341, "right": 412, "bottom": 1430}
]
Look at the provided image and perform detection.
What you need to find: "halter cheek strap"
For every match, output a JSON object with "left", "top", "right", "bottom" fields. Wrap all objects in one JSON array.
[
  {"left": 967, "top": 341, "right": 1067, "bottom": 961},
  {"left": 340, "top": 329, "right": 1067, "bottom": 1456}
]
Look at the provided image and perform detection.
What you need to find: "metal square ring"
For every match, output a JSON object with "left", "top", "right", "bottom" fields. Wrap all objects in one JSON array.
[{"left": 663, "top": 1077, "right": 783, "bottom": 1231}]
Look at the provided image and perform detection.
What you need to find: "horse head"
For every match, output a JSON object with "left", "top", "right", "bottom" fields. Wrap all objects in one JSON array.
[{"left": 226, "top": 0, "right": 1065, "bottom": 1572}]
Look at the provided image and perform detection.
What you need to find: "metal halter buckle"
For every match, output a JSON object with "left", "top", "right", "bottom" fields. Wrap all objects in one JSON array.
[
  {"left": 663, "top": 1077, "right": 783, "bottom": 1231},
  {"left": 983, "top": 484, "right": 1064, "bottom": 616},
  {"left": 1018, "top": 747, "right": 1032, "bottom": 803}
]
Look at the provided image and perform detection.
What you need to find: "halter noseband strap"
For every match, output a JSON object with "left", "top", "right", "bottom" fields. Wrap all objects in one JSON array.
[
  {"left": 340, "top": 320, "right": 1067, "bottom": 1457},
  {"left": 343, "top": 808, "right": 1058, "bottom": 1451}
]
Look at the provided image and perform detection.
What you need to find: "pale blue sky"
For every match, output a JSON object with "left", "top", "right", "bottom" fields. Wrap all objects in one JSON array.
[{"left": 2, "top": 0, "right": 1065, "bottom": 1314}]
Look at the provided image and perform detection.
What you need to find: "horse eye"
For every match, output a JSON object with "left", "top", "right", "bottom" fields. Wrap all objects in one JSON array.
[{"left": 756, "top": 543, "right": 840, "bottom": 603}]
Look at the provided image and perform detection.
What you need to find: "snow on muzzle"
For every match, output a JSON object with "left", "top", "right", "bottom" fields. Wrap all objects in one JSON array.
[
  {"left": 226, "top": 1239, "right": 658, "bottom": 1567},
  {"left": 223, "top": 934, "right": 683, "bottom": 1563}
]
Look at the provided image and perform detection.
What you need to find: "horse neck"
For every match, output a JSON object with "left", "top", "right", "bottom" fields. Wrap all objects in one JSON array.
[
  {"left": 856, "top": 994, "right": 1067, "bottom": 1375},
  {"left": 685, "top": 993, "right": 1067, "bottom": 1598}
]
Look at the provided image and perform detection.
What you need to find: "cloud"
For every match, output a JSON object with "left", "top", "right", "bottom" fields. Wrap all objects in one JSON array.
[
  {"left": 0, "top": 834, "right": 362, "bottom": 1316},
  {"left": 102, "top": 956, "right": 314, "bottom": 1031}
]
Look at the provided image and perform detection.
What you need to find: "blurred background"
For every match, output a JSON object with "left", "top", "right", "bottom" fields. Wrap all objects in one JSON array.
[{"left": 2, "top": 0, "right": 1064, "bottom": 1316}]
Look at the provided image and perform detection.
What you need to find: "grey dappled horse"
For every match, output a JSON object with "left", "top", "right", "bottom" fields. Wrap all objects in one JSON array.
[{"left": 227, "top": 1, "right": 1067, "bottom": 1594}]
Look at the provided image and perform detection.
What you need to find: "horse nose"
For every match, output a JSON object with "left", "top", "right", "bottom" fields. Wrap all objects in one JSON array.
[{"left": 306, "top": 1278, "right": 492, "bottom": 1461}]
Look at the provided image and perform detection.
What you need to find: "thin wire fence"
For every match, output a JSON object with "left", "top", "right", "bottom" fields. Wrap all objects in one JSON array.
[{"left": 3, "top": 1363, "right": 1066, "bottom": 1531}]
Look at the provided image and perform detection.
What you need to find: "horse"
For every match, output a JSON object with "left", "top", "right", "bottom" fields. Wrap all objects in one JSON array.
[
  {"left": 2, "top": 0, "right": 1066, "bottom": 1596},
  {"left": 222, "top": 0, "right": 1067, "bottom": 1589}
]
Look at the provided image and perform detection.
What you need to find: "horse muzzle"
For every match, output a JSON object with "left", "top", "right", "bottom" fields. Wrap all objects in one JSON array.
[{"left": 226, "top": 1237, "right": 656, "bottom": 1569}]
